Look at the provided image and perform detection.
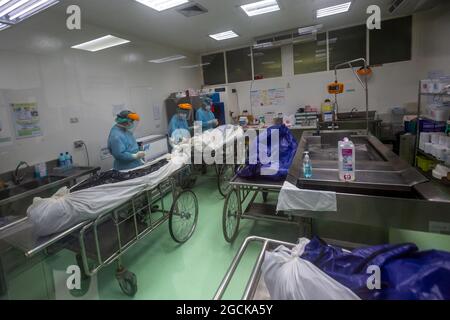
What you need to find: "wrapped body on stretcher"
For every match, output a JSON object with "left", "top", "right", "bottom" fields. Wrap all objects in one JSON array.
[
  {"left": 262, "top": 237, "right": 450, "bottom": 300},
  {"left": 27, "top": 149, "right": 191, "bottom": 237}
]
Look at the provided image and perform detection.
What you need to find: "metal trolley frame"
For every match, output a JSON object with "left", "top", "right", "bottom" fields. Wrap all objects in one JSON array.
[
  {"left": 222, "top": 176, "right": 311, "bottom": 243},
  {"left": 214, "top": 236, "right": 295, "bottom": 300},
  {"left": 2, "top": 164, "right": 199, "bottom": 297},
  {"left": 67, "top": 165, "right": 199, "bottom": 296}
]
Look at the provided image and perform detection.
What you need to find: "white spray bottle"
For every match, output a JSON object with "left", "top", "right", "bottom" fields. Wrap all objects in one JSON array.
[{"left": 338, "top": 137, "right": 356, "bottom": 182}]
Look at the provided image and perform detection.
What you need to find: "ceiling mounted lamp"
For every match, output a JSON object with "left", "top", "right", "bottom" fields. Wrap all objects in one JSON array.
[
  {"left": 134, "top": 0, "right": 189, "bottom": 12},
  {"left": 0, "top": 0, "right": 59, "bottom": 28},
  {"left": 316, "top": 2, "right": 352, "bottom": 18},
  {"left": 241, "top": 0, "right": 280, "bottom": 17}
]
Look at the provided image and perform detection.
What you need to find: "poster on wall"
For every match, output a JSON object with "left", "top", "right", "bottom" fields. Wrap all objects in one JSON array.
[
  {"left": 11, "top": 102, "right": 42, "bottom": 139},
  {"left": 250, "top": 88, "right": 286, "bottom": 108},
  {"left": 0, "top": 105, "right": 13, "bottom": 147}
]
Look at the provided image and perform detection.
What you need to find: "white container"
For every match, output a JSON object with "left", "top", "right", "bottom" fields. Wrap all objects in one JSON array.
[
  {"left": 439, "top": 135, "right": 448, "bottom": 146},
  {"left": 431, "top": 133, "right": 444, "bottom": 145},
  {"left": 421, "top": 79, "right": 434, "bottom": 94},
  {"left": 419, "top": 132, "right": 432, "bottom": 150},
  {"left": 424, "top": 142, "right": 433, "bottom": 154},
  {"left": 435, "top": 145, "right": 447, "bottom": 161},
  {"left": 427, "top": 105, "right": 450, "bottom": 122},
  {"left": 338, "top": 137, "right": 356, "bottom": 182}
]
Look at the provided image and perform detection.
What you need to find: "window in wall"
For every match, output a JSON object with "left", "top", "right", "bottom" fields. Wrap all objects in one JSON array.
[
  {"left": 293, "top": 33, "right": 327, "bottom": 75},
  {"left": 329, "top": 25, "right": 367, "bottom": 70},
  {"left": 370, "top": 16, "right": 412, "bottom": 65},
  {"left": 226, "top": 47, "right": 252, "bottom": 83},
  {"left": 253, "top": 46, "right": 282, "bottom": 80},
  {"left": 202, "top": 53, "right": 226, "bottom": 85}
]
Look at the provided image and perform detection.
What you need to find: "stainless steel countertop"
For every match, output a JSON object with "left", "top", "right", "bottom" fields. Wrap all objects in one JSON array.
[
  {"left": 288, "top": 130, "right": 450, "bottom": 202},
  {"left": 0, "top": 166, "right": 100, "bottom": 207}
]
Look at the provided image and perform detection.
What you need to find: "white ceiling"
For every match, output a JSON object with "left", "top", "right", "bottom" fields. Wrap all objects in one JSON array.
[{"left": 1, "top": 0, "right": 443, "bottom": 55}]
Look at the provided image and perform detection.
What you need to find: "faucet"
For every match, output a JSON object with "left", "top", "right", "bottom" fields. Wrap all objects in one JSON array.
[
  {"left": 350, "top": 108, "right": 358, "bottom": 119},
  {"left": 13, "top": 161, "right": 30, "bottom": 185}
]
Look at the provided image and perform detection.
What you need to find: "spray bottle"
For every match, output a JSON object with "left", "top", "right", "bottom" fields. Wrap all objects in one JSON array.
[{"left": 338, "top": 138, "right": 356, "bottom": 182}]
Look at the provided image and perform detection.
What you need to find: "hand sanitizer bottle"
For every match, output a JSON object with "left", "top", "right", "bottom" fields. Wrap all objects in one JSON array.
[
  {"left": 303, "top": 151, "right": 313, "bottom": 178},
  {"left": 339, "top": 138, "right": 356, "bottom": 182}
]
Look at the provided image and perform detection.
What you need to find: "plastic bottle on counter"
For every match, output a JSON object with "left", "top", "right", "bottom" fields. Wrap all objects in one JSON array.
[
  {"left": 58, "top": 153, "right": 66, "bottom": 168},
  {"left": 303, "top": 152, "right": 313, "bottom": 179},
  {"left": 65, "top": 152, "right": 73, "bottom": 169},
  {"left": 338, "top": 138, "right": 356, "bottom": 182}
]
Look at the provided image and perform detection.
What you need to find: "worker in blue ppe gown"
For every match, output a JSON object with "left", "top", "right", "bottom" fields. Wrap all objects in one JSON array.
[
  {"left": 196, "top": 97, "right": 218, "bottom": 131},
  {"left": 108, "top": 110, "right": 145, "bottom": 171},
  {"left": 168, "top": 103, "right": 192, "bottom": 143}
]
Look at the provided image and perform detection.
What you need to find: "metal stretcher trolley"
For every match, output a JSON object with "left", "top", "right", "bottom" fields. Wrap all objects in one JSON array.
[
  {"left": 2, "top": 163, "right": 199, "bottom": 297},
  {"left": 214, "top": 236, "right": 294, "bottom": 300},
  {"left": 222, "top": 176, "right": 310, "bottom": 243}
]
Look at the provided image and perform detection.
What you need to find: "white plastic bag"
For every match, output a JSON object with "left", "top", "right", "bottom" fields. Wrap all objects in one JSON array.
[
  {"left": 262, "top": 241, "right": 360, "bottom": 300},
  {"left": 277, "top": 181, "right": 337, "bottom": 212}
]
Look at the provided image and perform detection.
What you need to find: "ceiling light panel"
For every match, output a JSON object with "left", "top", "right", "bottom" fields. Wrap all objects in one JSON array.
[
  {"left": 149, "top": 55, "right": 186, "bottom": 63},
  {"left": 209, "top": 30, "right": 239, "bottom": 41},
  {"left": 241, "top": 0, "right": 280, "bottom": 17},
  {"left": 71, "top": 35, "right": 131, "bottom": 52},
  {"left": 134, "top": 0, "right": 189, "bottom": 12},
  {"left": 0, "top": 22, "right": 9, "bottom": 30},
  {"left": 0, "top": 0, "right": 59, "bottom": 24},
  {"left": 317, "top": 2, "right": 351, "bottom": 18}
]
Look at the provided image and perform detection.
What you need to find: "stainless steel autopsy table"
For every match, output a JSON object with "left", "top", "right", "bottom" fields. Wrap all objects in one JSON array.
[{"left": 286, "top": 130, "right": 450, "bottom": 234}]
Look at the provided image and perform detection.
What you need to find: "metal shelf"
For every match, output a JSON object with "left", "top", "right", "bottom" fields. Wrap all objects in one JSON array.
[{"left": 417, "top": 149, "right": 445, "bottom": 163}]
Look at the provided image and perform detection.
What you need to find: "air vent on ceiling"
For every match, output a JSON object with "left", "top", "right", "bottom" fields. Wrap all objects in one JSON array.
[
  {"left": 176, "top": 3, "right": 208, "bottom": 17},
  {"left": 389, "top": 0, "right": 406, "bottom": 13}
]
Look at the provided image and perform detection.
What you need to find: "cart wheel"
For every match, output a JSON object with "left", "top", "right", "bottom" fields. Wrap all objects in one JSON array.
[
  {"left": 222, "top": 189, "right": 241, "bottom": 243},
  {"left": 169, "top": 190, "right": 199, "bottom": 243},
  {"left": 218, "top": 164, "right": 235, "bottom": 197},
  {"left": 117, "top": 270, "right": 137, "bottom": 297}
]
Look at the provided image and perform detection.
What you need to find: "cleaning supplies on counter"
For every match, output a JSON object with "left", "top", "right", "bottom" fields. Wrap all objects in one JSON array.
[
  {"left": 338, "top": 138, "right": 356, "bottom": 182},
  {"left": 34, "top": 163, "right": 48, "bottom": 179},
  {"left": 58, "top": 152, "right": 74, "bottom": 170},
  {"left": 303, "top": 152, "right": 313, "bottom": 179},
  {"left": 321, "top": 99, "right": 334, "bottom": 123}
]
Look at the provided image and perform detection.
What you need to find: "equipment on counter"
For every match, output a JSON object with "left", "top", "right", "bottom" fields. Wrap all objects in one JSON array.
[
  {"left": 338, "top": 137, "right": 356, "bottom": 182},
  {"left": 327, "top": 81, "right": 344, "bottom": 95}
]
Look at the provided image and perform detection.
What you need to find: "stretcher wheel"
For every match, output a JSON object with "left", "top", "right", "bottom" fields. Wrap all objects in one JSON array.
[
  {"left": 117, "top": 269, "right": 137, "bottom": 297},
  {"left": 222, "top": 189, "right": 240, "bottom": 243},
  {"left": 169, "top": 190, "right": 199, "bottom": 243},
  {"left": 218, "top": 164, "right": 235, "bottom": 197}
]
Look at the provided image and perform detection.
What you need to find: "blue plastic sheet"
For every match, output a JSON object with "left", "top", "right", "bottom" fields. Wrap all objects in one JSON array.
[
  {"left": 300, "top": 237, "right": 450, "bottom": 300},
  {"left": 238, "top": 125, "right": 298, "bottom": 181}
]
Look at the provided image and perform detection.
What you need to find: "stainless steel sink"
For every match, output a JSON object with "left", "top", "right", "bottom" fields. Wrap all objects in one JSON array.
[
  {"left": 305, "top": 131, "right": 384, "bottom": 162},
  {"left": 0, "top": 176, "right": 65, "bottom": 201},
  {"left": 338, "top": 111, "right": 376, "bottom": 121},
  {"left": 292, "top": 130, "right": 428, "bottom": 197}
]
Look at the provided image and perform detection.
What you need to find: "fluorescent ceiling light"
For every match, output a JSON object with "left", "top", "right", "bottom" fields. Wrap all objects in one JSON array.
[
  {"left": 209, "top": 30, "right": 239, "bottom": 41},
  {"left": 149, "top": 55, "right": 186, "bottom": 63},
  {"left": 317, "top": 2, "right": 351, "bottom": 18},
  {"left": 0, "top": 0, "right": 59, "bottom": 24},
  {"left": 241, "top": 0, "right": 280, "bottom": 17},
  {"left": 0, "top": 22, "right": 9, "bottom": 30},
  {"left": 180, "top": 63, "right": 210, "bottom": 69},
  {"left": 134, "top": 0, "right": 189, "bottom": 12},
  {"left": 71, "top": 35, "right": 130, "bottom": 52}
]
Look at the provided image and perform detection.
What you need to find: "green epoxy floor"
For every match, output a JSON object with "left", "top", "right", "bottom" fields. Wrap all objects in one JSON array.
[{"left": 43, "top": 172, "right": 300, "bottom": 300}]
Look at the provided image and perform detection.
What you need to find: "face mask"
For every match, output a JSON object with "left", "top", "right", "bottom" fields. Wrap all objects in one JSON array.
[
  {"left": 205, "top": 105, "right": 211, "bottom": 112},
  {"left": 178, "top": 113, "right": 187, "bottom": 120}
]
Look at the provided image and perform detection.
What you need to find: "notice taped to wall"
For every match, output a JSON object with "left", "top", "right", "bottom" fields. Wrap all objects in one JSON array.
[
  {"left": 11, "top": 102, "right": 42, "bottom": 139},
  {"left": 251, "top": 88, "right": 286, "bottom": 108},
  {"left": 0, "top": 104, "right": 13, "bottom": 147}
]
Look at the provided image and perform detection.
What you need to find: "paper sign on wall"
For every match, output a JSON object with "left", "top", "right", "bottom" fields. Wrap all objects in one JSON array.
[
  {"left": 251, "top": 88, "right": 286, "bottom": 108},
  {"left": 0, "top": 104, "right": 13, "bottom": 147},
  {"left": 11, "top": 102, "right": 42, "bottom": 139}
]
